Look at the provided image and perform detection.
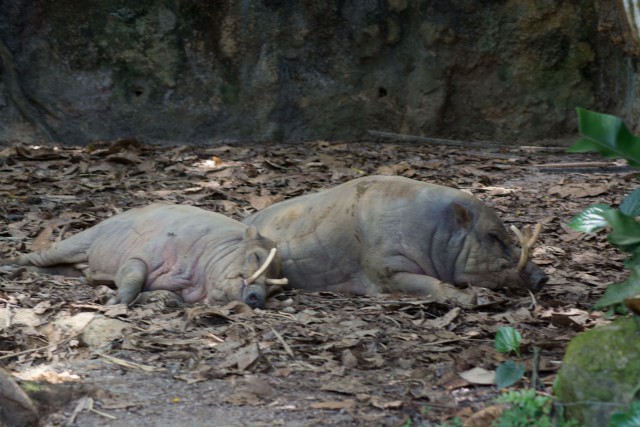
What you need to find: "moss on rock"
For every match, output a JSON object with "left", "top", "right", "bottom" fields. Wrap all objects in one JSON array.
[{"left": 554, "top": 316, "right": 640, "bottom": 427}]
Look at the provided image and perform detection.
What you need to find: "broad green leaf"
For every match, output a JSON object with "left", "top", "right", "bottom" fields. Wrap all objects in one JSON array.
[
  {"left": 568, "top": 108, "right": 640, "bottom": 167},
  {"left": 594, "top": 265, "right": 640, "bottom": 309},
  {"left": 495, "top": 326, "right": 522, "bottom": 355},
  {"left": 570, "top": 205, "right": 640, "bottom": 250},
  {"left": 625, "top": 247, "right": 640, "bottom": 268},
  {"left": 568, "top": 204, "right": 612, "bottom": 233},
  {"left": 495, "top": 360, "right": 525, "bottom": 389},
  {"left": 609, "top": 401, "right": 640, "bottom": 427},
  {"left": 620, "top": 188, "right": 640, "bottom": 217},
  {"left": 601, "top": 209, "right": 640, "bottom": 249}
]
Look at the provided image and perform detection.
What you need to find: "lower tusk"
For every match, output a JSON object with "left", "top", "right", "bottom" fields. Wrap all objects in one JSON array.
[
  {"left": 247, "top": 248, "right": 277, "bottom": 283},
  {"left": 266, "top": 278, "right": 289, "bottom": 286}
]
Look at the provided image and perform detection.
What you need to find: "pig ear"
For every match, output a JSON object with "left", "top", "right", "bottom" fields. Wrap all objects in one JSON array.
[
  {"left": 244, "top": 225, "right": 260, "bottom": 240},
  {"left": 451, "top": 202, "right": 472, "bottom": 230}
]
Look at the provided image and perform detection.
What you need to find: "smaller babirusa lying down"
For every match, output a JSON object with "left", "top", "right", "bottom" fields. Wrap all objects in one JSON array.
[
  {"left": 2, "top": 204, "right": 288, "bottom": 309},
  {"left": 242, "top": 175, "right": 548, "bottom": 305}
]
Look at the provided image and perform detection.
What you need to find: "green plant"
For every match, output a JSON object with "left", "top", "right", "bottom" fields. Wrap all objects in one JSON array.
[
  {"left": 609, "top": 400, "right": 640, "bottom": 427},
  {"left": 399, "top": 412, "right": 462, "bottom": 427},
  {"left": 437, "top": 417, "right": 463, "bottom": 427},
  {"left": 493, "top": 389, "right": 580, "bottom": 427},
  {"left": 494, "top": 326, "right": 525, "bottom": 388},
  {"left": 568, "top": 108, "right": 640, "bottom": 312}
]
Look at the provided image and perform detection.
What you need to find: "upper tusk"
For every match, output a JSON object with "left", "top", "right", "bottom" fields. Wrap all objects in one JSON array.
[
  {"left": 247, "top": 248, "right": 277, "bottom": 283},
  {"left": 510, "top": 225, "right": 529, "bottom": 273},
  {"left": 527, "top": 223, "right": 542, "bottom": 248}
]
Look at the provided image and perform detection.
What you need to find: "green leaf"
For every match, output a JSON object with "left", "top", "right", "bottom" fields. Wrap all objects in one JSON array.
[
  {"left": 495, "top": 326, "right": 522, "bottom": 355},
  {"left": 601, "top": 209, "right": 640, "bottom": 249},
  {"left": 570, "top": 205, "right": 640, "bottom": 251},
  {"left": 569, "top": 204, "right": 612, "bottom": 232},
  {"left": 495, "top": 361, "right": 525, "bottom": 389},
  {"left": 595, "top": 265, "right": 640, "bottom": 309},
  {"left": 620, "top": 188, "right": 640, "bottom": 217},
  {"left": 568, "top": 108, "right": 640, "bottom": 167},
  {"left": 609, "top": 401, "right": 640, "bottom": 427}
]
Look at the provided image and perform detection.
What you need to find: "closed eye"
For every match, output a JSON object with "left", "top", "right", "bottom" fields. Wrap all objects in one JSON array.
[{"left": 488, "top": 232, "right": 508, "bottom": 250}]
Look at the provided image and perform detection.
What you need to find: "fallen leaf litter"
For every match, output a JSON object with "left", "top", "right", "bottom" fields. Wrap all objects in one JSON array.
[{"left": 0, "top": 138, "right": 630, "bottom": 426}]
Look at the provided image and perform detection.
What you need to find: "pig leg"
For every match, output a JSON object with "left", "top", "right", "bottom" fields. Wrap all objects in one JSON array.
[
  {"left": 388, "top": 273, "right": 477, "bottom": 306},
  {"left": 107, "top": 259, "right": 147, "bottom": 305},
  {"left": 10, "top": 235, "right": 94, "bottom": 267}
]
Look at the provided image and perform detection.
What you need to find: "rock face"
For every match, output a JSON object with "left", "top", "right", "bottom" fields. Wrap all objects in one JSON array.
[
  {"left": 0, "top": 1, "right": 638, "bottom": 145},
  {"left": 554, "top": 316, "right": 640, "bottom": 427}
]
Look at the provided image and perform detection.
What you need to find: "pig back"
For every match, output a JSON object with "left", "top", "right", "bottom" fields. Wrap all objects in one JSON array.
[
  {"left": 244, "top": 176, "right": 487, "bottom": 290},
  {"left": 243, "top": 186, "right": 368, "bottom": 290},
  {"left": 86, "top": 204, "right": 245, "bottom": 276}
]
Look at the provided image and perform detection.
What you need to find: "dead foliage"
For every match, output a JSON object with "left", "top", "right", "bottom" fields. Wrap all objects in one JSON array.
[{"left": 0, "top": 138, "right": 632, "bottom": 426}]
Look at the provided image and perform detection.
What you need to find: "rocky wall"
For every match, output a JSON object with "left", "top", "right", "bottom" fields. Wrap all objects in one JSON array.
[{"left": 0, "top": 0, "right": 638, "bottom": 145}]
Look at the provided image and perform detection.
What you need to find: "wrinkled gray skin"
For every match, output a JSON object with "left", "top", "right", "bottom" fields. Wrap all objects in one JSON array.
[
  {"left": 5, "top": 204, "right": 281, "bottom": 309},
  {"left": 243, "top": 176, "right": 548, "bottom": 305}
]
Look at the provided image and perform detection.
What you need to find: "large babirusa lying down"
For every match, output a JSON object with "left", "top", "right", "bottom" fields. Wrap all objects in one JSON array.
[
  {"left": 3, "top": 204, "right": 287, "bottom": 309},
  {"left": 242, "top": 175, "right": 548, "bottom": 305}
]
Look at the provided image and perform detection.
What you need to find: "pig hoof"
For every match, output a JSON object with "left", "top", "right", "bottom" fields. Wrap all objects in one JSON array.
[{"left": 243, "top": 284, "right": 266, "bottom": 309}]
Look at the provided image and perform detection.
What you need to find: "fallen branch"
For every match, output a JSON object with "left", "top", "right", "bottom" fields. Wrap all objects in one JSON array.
[
  {"left": 367, "top": 130, "right": 501, "bottom": 148},
  {"left": 535, "top": 161, "right": 623, "bottom": 169}
]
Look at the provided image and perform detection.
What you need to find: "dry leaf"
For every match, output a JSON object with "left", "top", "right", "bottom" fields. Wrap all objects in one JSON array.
[
  {"left": 547, "top": 183, "right": 611, "bottom": 198},
  {"left": 463, "top": 404, "right": 507, "bottom": 427},
  {"left": 458, "top": 367, "right": 496, "bottom": 385},
  {"left": 220, "top": 343, "right": 260, "bottom": 371},
  {"left": 370, "top": 398, "right": 403, "bottom": 409}
]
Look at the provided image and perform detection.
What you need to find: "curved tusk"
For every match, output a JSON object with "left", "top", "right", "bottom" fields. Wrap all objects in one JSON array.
[
  {"left": 510, "top": 225, "right": 529, "bottom": 273},
  {"left": 266, "top": 278, "right": 289, "bottom": 286},
  {"left": 527, "top": 223, "right": 542, "bottom": 248},
  {"left": 247, "top": 248, "right": 277, "bottom": 283}
]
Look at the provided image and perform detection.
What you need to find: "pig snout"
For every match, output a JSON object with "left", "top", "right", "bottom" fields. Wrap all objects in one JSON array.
[
  {"left": 243, "top": 283, "right": 266, "bottom": 309},
  {"left": 521, "top": 262, "right": 548, "bottom": 292}
]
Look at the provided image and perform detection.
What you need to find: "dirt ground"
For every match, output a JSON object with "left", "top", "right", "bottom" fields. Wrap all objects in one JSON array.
[{"left": 0, "top": 137, "right": 632, "bottom": 426}]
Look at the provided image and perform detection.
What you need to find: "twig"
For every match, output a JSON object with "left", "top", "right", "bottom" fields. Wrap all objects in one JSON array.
[
  {"left": 271, "top": 327, "right": 295, "bottom": 359},
  {"left": 0, "top": 335, "right": 76, "bottom": 360},
  {"left": 531, "top": 346, "right": 541, "bottom": 391},
  {"left": 422, "top": 337, "right": 488, "bottom": 346},
  {"left": 96, "top": 352, "right": 165, "bottom": 372},
  {"left": 535, "top": 161, "right": 622, "bottom": 169},
  {"left": 68, "top": 396, "right": 117, "bottom": 424},
  {"left": 518, "top": 146, "right": 570, "bottom": 153}
]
